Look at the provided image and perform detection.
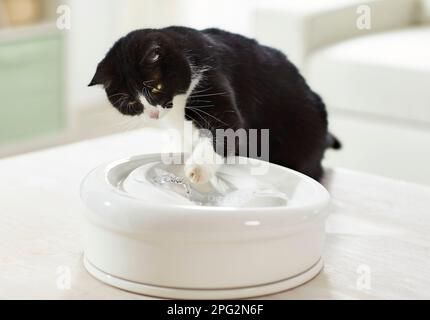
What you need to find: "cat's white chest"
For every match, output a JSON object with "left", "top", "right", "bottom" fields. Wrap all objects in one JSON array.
[{"left": 157, "top": 93, "right": 199, "bottom": 154}]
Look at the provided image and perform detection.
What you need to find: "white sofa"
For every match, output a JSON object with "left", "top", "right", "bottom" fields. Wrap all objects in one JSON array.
[{"left": 253, "top": 0, "right": 430, "bottom": 185}]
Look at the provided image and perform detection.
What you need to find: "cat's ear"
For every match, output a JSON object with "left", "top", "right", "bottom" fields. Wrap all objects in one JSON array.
[
  {"left": 88, "top": 58, "right": 113, "bottom": 87},
  {"left": 140, "top": 45, "right": 161, "bottom": 65}
]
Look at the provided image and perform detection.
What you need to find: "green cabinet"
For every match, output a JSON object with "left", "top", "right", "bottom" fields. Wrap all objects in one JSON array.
[{"left": 0, "top": 33, "right": 64, "bottom": 144}]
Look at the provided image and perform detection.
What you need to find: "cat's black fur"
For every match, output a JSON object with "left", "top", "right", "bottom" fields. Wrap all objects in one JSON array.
[{"left": 89, "top": 26, "right": 340, "bottom": 181}]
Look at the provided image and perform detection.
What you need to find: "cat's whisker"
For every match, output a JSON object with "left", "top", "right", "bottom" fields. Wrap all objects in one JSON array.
[
  {"left": 191, "top": 86, "right": 213, "bottom": 94},
  {"left": 188, "top": 92, "right": 227, "bottom": 98},
  {"left": 188, "top": 99, "right": 212, "bottom": 104},
  {"left": 127, "top": 102, "right": 138, "bottom": 114},
  {"left": 108, "top": 92, "right": 128, "bottom": 98},
  {"left": 112, "top": 96, "right": 129, "bottom": 106},
  {"left": 141, "top": 85, "right": 153, "bottom": 100},
  {"left": 126, "top": 102, "right": 136, "bottom": 115},
  {"left": 193, "top": 114, "right": 211, "bottom": 130},
  {"left": 141, "top": 85, "right": 150, "bottom": 96},
  {"left": 141, "top": 86, "right": 158, "bottom": 104},
  {"left": 185, "top": 113, "right": 205, "bottom": 130},
  {"left": 188, "top": 104, "right": 215, "bottom": 109},
  {"left": 186, "top": 106, "right": 229, "bottom": 126},
  {"left": 186, "top": 110, "right": 222, "bottom": 133},
  {"left": 186, "top": 108, "right": 211, "bottom": 129}
]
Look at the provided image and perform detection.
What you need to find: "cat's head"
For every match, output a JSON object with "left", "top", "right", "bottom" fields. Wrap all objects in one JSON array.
[{"left": 89, "top": 29, "right": 192, "bottom": 119}]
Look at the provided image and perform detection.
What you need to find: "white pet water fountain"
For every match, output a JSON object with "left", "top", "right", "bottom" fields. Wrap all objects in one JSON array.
[{"left": 80, "top": 153, "right": 330, "bottom": 299}]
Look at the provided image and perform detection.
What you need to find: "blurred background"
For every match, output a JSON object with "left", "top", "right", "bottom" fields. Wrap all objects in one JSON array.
[{"left": 0, "top": 0, "right": 429, "bottom": 185}]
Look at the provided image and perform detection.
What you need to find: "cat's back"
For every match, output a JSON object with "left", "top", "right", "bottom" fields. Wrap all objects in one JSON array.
[
  {"left": 161, "top": 27, "right": 283, "bottom": 60},
  {"left": 201, "top": 28, "right": 260, "bottom": 50},
  {"left": 201, "top": 28, "right": 288, "bottom": 64}
]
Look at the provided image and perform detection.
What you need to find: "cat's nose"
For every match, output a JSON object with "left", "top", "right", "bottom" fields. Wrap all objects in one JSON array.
[{"left": 149, "top": 109, "right": 159, "bottom": 119}]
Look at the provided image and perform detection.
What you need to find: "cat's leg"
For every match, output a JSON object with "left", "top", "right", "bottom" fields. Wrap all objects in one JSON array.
[{"left": 184, "top": 136, "right": 223, "bottom": 184}]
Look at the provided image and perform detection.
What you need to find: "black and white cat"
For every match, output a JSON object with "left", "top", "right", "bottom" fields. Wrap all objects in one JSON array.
[{"left": 89, "top": 26, "right": 340, "bottom": 183}]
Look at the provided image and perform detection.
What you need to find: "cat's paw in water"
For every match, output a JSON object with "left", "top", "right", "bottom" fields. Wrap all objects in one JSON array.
[{"left": 184, "top": 164, "right": 213, "bottom": 184}]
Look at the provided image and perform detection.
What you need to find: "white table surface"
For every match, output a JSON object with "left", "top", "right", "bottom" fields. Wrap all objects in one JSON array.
[{"left": 1, "top": 129, "right": 429, "bottom": 299}]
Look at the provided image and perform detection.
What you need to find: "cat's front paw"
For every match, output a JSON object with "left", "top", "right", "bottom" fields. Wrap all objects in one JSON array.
[{"left": 184, "top": 164, "right": 213, "bottom": 184}]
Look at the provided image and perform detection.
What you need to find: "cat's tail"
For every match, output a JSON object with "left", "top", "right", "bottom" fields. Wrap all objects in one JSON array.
[{"left": 326, "top": 133, "right": 342, "bottom": 150}]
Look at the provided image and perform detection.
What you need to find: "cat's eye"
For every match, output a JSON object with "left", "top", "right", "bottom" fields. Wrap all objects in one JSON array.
[{"left": 152, "top": 83, "right": 163, "bottom": 93}]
